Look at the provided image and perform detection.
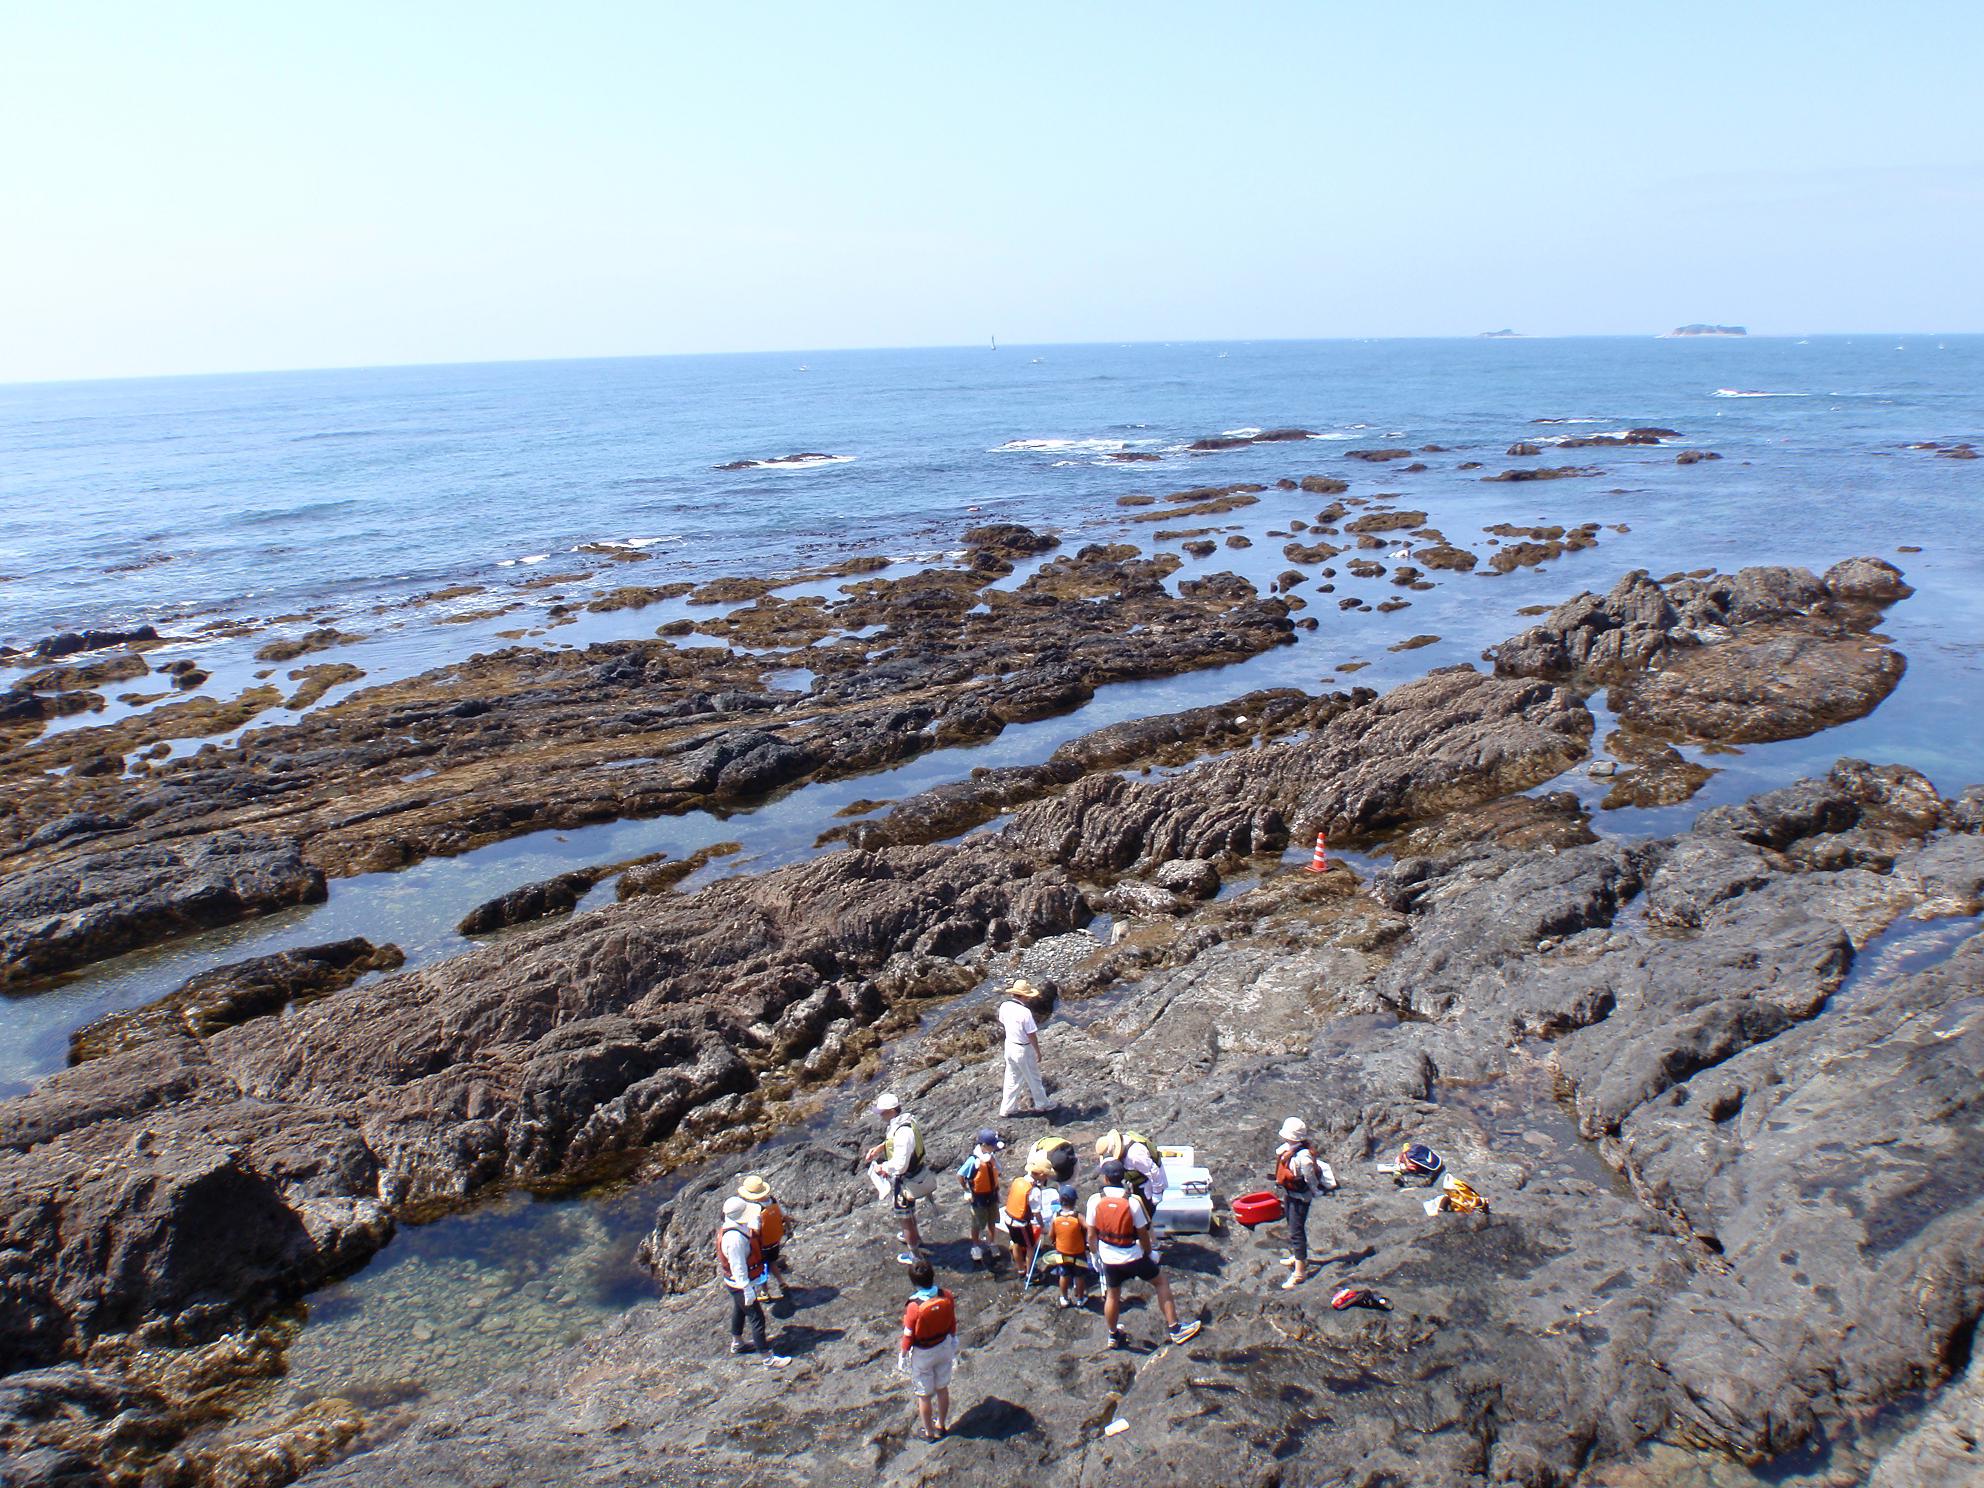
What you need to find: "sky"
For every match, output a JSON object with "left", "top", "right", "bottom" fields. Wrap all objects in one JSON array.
[{"left": 2, "top": 2, "right": 1981, "bottom": 383}]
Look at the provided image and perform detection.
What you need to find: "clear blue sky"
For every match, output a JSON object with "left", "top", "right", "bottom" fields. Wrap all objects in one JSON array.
[{"left": 2, "top": 2, "right": 1979, "bottom": 382}]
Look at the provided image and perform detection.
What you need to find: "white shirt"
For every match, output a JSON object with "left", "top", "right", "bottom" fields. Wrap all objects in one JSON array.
[
  {"left": 885, "top": 1117, "right": 920, "bottom": 1178},
  {"left": 1085, "top": 1188, "right": 1150, "bottom": 1268},
  {"left": 999, "top": 999, "right": 1038, "bottom": 1054}
]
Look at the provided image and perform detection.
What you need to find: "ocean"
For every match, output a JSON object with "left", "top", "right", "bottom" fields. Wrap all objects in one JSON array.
[{"left": 5, "top": 336, "right": 1980, "bottom": 649}]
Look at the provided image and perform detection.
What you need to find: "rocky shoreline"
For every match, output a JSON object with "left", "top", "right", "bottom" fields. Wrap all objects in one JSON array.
[{"left": 1, "top": 550, "right": 1978, "bottom": 1486}]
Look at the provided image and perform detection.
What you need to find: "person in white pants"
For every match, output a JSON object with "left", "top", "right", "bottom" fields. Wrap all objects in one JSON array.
[{"left": 999, "top": 980, "right": 1049, "bottom": 1117}]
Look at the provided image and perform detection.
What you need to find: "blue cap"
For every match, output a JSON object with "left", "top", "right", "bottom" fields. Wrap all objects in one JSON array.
[
  {"left": 1100, "top": 1158, "right": 1127, "bottom": 1183},
  {"left": 977, "top": 1127, "right": 1003, "bottom": 1149}
]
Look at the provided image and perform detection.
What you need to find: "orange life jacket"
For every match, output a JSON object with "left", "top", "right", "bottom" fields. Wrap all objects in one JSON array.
[
  {"left": 716, "top": 1222, "right": 762, "bottom": 1285},
  {"left": 1275, "top": 1142, "right": 1313, "bottom": 1193},
  {"left": 971, "top": 1154, "right": 1000, "bottom": 1198},
  {"left": 1005, "top": 1175, "right": 1035, "bottom": 1222},
  {"left": 907, "top": 1289, "right": 957, "bottom": 1346},
  {"left": 756, "top": 1199, "right": 785, "bottom": 1248},
  {"left": 1050, "top": 1210, "right": 1087, "bottom": 1259},
  {"left": 1092, "top": 1193, "right": 1139, "bottom": 1247}
]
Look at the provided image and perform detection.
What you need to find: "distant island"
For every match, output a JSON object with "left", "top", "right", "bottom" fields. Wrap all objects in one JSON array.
[
  {"left": 1663, "top": 324, "right": 1747, "bottom": 337},
  {"left": 1477, "top": 329, "right": 1523, "bottom": 339}
]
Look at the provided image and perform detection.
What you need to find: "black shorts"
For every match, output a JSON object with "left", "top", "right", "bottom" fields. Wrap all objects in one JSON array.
[
  {"left": 761, "top": 1242, "right": 783, "bottom": 1267},
  {"left": 1102, "top": 1256, "right": 1161, "bottom": 1287}
]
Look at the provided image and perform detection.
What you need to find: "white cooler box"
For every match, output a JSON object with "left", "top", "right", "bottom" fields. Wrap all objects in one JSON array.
[{"left": 1152, "top": 1145, "right": 1214, "bottom": 1234}]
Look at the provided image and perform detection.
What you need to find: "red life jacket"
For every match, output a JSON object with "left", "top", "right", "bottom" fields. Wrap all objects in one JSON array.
[
  {"left": 907, "top": 1289, "right": 957, "bottom": 1346},
  {"left": 1092, "top": 1192, "right": 1140, "bottom": 1247},
  {"left": 716, "top": 1222, "right": 763, "bottom": 1285}
]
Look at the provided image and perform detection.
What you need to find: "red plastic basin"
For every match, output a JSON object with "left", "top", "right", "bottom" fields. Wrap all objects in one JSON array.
[{"left": 1231, "top": 1190, "right": 1285, "bottom": 1227}]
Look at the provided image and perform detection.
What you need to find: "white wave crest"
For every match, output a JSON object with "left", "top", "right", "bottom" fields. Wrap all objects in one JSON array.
[{"left": 1713, "top": 389, "right": 1810, "bottom": 398}]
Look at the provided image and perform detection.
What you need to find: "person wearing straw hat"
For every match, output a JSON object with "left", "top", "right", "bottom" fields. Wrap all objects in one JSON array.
[
  {"left": 998, "top": 979, "right": 1049, "bottom": 1117},
  {"left": 738, "top": 1174, "right": 790, "bottom": 1300},
  {"left": 717, "top": 1195, "right": 791, "bottom": 1367}
]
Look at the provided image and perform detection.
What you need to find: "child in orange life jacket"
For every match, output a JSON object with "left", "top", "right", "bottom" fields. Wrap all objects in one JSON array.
[
  {"left": 1003, "top": 1157, "right": 1047, "bottom": 1272},
  {"left": 1044, "top": 1182, "right": 1093, "bottom": 1308},
  {"left": 737, "top": 1174, "right": 788, "bottom": 1300},
  {"left": 898, "top": 1257, "right": 959, "bottom": 1441},
  {"left": 1087, "top": 1159, "right": 1202, "bottom": 1348},
  {"left": 956, "top": 1128, "right": 1005, "bottom": 1268},
  {"left": 716, "top": 1196, "right": 790, "bottom": 1368}
]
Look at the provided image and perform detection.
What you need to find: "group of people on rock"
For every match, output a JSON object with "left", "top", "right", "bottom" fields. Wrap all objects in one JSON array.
[{"left": 710, "top": 977, "right": 1349, "bottom": 1441}]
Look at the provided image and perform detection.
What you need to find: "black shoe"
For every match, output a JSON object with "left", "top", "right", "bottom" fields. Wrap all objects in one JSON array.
[{"left": 1109, "top": 1328, "right": 1129, "bottom": 1349}]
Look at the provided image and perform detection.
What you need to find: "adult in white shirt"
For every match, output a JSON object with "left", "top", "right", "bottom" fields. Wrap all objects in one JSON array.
[
  {"left": 1085, "top": 1160, "right": 1201, "bottom": 1349},
  {"left": 865, "top": 1092, "right": 936, "bottom": 1263},
  {"left": 998, "top": 980, "right": 1049, "bottom": 1117}
]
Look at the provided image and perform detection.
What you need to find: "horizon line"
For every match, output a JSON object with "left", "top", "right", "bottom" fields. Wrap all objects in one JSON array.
[{"left": 4, "top": 329, "right": 1979, "bottom": 392}]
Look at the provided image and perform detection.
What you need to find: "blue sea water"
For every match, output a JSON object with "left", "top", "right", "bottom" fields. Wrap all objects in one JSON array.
[{"left": 3, "top": 336, "right": 1979, "bottom": 646}]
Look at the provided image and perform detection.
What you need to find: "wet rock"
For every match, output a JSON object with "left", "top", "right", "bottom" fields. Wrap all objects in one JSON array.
[
  {"left": 254, "top": 630, "right": 359, "bottom": 664},
  {"left": 1344, "top": 510, "right": 1426, "bottom": 535},
  {"left": 1389, "top": 634, "right": 1439, "bottom": 652},
  {"left": 456, "top": 870, "right": 605, "bottom": 935},
  {"left": 1414, "top": 543, "right": 1478, "bottom": 572},
  {"left": 18, "top": 655, "right": 149, "bottom": 692},
  {"left": 1675, "top": 449, "right": 1722, "bottom": 465},
  {"left": 71, "top": 939, "right": 406, "bottom": 1061},
  {"left": 22, "top": 627, "right": 161, "bottom": 663},
  {"left": 1181, "top": 540, "right": 1216, "bottom": 558},
  {"left": 1297, "top": 475, "right": 1348, "bottom": 494},
  {"left": 1507, "top": 442, "right": 1542, "bottom": 456},
  {"left": 1823, "top": 555, "right": 1913, "bottom": 604},
  {"left": 1482, "top": 466, "right": 1601, "bottom": 482},
  {"left": 961, "top": 524, "right": 1058, "bottom": 556},
  {"left": 712, "top": 453, "right": 840, "bottom": 470},
  {"left": 1345, "top": 448, "right": 1412, "bottom": 462},
  {"left": 0, "top": 834, "right": 327, "bottom": 988},
  {"left": 1153, "top": 858, "right": 1220, "bottom": 898},
  {"left": 1282, "top": 541, "right": 1340, "bottom": 564}
]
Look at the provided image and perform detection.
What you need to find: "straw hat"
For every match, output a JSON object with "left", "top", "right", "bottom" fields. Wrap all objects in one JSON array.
[
  {"left": 1095, "top": 1131, "right": 1124, "bottom": 1160},
  {"left": 1280, "top": 1118, "right": 1309, "bottom": 1142},
  {"left": 738, "top": 1174, "right": 772, "bottom": 1203},
  {"left": 1008, "top": 978, "right": 1037, "bottom": 999}
]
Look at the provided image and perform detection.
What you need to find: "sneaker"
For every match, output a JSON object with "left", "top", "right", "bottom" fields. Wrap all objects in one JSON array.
[
  {"left": 1278, "top": 1255, "right": 1299, "bottom": 1268},
  {"left": 1167, "top": 1320, "right": 1203, "bottom": 1345},
  {"left": 730, "top": 1340, "right": 752, "bottom": 1355},
  {"left": 1108, "top": 1328, "right": 1129, "bottom": 1349},
  {"left": 970, "top": 1244, "right": 985, "bottom": 1264},
  {"left": 898, "top": 1231, "right": 909, "bottom": 1243},
  {"left": 763, "top": 1353, "right": 792, "bottom": 1369},
  {"left": 896, "top": 1251, "right": 919, "bottom": 1265},
  {"left": 1280, "top": 1273, "right": 1302, "bottom": 1291},
  {"left": 1057, "top": 1294, "right": 1073, "bottom": 1309}
]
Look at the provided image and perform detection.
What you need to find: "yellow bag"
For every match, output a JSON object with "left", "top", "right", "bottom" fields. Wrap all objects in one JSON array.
[{"left": 1442, "top": 1178, "right": 1488, "bottom": 1214}]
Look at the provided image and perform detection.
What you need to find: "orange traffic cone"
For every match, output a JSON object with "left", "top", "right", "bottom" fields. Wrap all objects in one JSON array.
[{"left": 1307, "top": 830, "right": 1329, "bottom": 873}]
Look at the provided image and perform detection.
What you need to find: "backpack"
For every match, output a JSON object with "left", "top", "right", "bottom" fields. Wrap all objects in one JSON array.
[
  {"left": 1005, "top": 1176, "right": 1036, "bottom": 1222},
  {"left": 1274, "top": 1142, "right": 1314, "bottom": 1194},
  {"left": 1050, "top": 1210, "right": 1087, "bottom": 1259},
  {"left": 909, "top": 1289, "right": 957, "bottom": 1346},
  {"left": 1092, "top": 1193, "right": 1140, "bottom": 1247}
]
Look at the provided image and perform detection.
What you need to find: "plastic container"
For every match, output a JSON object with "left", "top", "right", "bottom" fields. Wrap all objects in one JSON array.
[{"left": 1230, "top": 1190, "right": 1285, "bottom": 1227}]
